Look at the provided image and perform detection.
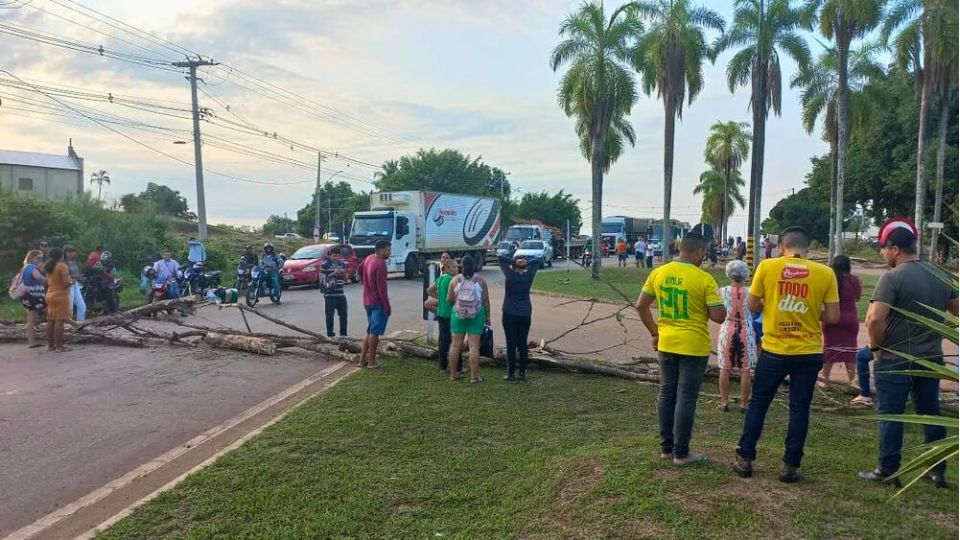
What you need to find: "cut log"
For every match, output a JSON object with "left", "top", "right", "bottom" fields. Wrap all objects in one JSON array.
[
  {"left": 0, "top": 327, "right": 145, "bottom": 347},
  {"left": 76, "top": 298, "right": 203, "bottom": 329},
  {"left": 203, "top": 332, "right": 276, "bottom": 355}
]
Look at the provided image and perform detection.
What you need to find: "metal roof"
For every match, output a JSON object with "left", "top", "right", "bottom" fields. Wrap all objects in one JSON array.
[{"left": 0, "top": 149, "right": 81, "bottom": 171}]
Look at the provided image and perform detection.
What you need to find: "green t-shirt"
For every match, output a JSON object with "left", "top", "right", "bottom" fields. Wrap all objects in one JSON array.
[{"left": 436, "top": 273, "right": 454, "bottom": 318}]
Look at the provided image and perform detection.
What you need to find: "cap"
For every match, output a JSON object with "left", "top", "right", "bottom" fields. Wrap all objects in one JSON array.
[{"left": 878, "top": 217, "right": 918, "bottom": 247}]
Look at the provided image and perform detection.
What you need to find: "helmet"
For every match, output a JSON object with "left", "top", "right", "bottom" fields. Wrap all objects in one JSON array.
[
  {"left": 142, "top": 265, "right": 152, "bottom": 276},
  {"left": 263, "top": 242, "right": 275, "bottom": 252},
  {"left": 100, "top": 250, "right": 113, "bottom": 262},
  {"left": 244, "top": 245, "right": 253, "bottom": 251}
]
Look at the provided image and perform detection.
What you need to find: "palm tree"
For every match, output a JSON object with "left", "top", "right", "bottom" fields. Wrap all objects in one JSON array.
[
  {"left": 90, "top": 170, "right": 110, "bottom": 203},
  {"left": 374, "top": 160, "right": 399, "bottom": 182},
  {"left": 551, "top": 1, "right": 642, "bottom": 277},
  {"left": 629, "top": 0, "right": 724, "bottom": 262},
  {"left": 694, "top": 168, "right": 747, "bottom": 237},
  {"left": 882, "top": 0, "right": 959, "bottom": 258},
  {"left": 806, "top": 0, "right": 885, "bottom": 259},
  {"left": 714, "top": 0, "right": 810, "bottom": 264},
  {"left": 576, "top": 115, "right": 637, "bottom": 173},
  {"left": 703, "top": 120, "right": 751, "bottom": 242},
  {"left": 791, "top": 43, "right": 885, "bottom": 257}
]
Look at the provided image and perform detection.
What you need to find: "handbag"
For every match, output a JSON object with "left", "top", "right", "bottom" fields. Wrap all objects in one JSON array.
[
  {"left": 8, "top": 269, "right": 27, "bottom": 300},
  {"left": 479, "top": 324, "right": 494, "bottom": 358},
  {"left": 423, "top": 296, "right": 438, "bottom": 313}
]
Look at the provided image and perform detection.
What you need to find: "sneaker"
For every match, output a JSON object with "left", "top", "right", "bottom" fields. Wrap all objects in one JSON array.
[
  {"left": 923, "top": 471, "right": 948, "bottom": 489},
  {"left": 504, "top": 374, "right": 516, "bottom": 381},
  {"left": 732, "top": 453, "right": 753, "bottom": 478},
  {"left": 850, "top": 395, "right": 874, "bottom": 407},
  {"left": 659, "top": 452, "right": 673, "bottom": 460},
  {"left": 673, "top": 452, "right": 706, "bottom": 466},
  {"left": 779, "top": 463, "right": 801, "bottom": 483},
  {"left": 857, "top": 469, "right": 903, "bottom": 488}
]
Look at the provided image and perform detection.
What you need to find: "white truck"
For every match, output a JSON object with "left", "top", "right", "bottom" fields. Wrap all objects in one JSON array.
[{"left": 349, "top": 191, "right": 501, "bottom": 279}]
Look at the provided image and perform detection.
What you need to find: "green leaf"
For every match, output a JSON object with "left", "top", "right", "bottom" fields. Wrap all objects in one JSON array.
[{"left": 865, "top": 414, "right": 959, "bottom": 428}]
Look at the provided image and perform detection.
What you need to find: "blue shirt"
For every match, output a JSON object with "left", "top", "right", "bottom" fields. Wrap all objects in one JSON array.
[
  {"left": 22, "top": 263, "right": 41, "bottom": 286},
  {"left": 187, "top": 241, "right": 206, "bottom": 263},
  {"left": 498, "top": 255, "right": 540, "bottom": 317}
]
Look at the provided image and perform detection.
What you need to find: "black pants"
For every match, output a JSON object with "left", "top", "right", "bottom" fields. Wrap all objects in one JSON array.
[
  {"left": 437, "top": 316, "right": 462, "bottom": 371},
  {"left": 502, "top": 313, "right": 532, "bottom": 376},
  {"left": 324, "top": 295, "right": 347, "bottom": 337}
]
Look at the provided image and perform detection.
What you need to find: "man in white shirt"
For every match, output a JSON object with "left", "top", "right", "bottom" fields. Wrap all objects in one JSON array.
[
  {"left": 152, "top": 249, "right": 181, "bottom": 298},
  {"left": 634, "top": 238, "right": 647, "bottom": 268}
]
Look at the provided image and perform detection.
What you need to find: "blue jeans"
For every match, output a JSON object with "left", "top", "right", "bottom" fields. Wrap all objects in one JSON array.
[
  {"left": 657, "top": 352, "right": 708, "bottom": 459},
  {"left": 856, "top": 347, "right": 872, "bottom": 397},
  {"left": 738, "top": 351, "right": 823, "bottom": 467},
  {"left": 875, "top": 357, "right": 947, "bottom": 475},
  {"left": 167, "top": 280, "right": 181, "bottom": 299}
]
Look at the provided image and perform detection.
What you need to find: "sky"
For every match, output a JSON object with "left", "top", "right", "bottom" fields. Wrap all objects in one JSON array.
[{"left": 0, "top": 0, "right": 834, "bottom": 236}]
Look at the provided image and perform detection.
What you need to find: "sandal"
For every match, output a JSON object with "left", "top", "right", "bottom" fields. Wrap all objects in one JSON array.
[
  {"left": 470, "top": 377, "right": 484, "bottom": 384},
  {"left": 366, "top": 363, "right": 385, "bottom": 370},
  {"left": 28, "top": 343, "right": 44, "bottom": 349}
]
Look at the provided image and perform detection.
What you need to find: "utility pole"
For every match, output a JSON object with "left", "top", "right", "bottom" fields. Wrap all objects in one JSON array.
[
  {"left": 314, "top": 152, "right": 325, "bottom": 244},
  {"left": 173, "top": 57, "right": 217, "bottom": 241}
]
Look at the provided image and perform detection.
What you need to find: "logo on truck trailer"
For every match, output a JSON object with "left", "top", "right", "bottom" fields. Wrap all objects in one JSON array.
[
  {"left": 432, "top": 208, "right": 458, "bottom": 226},
  {"left": 463, "top": 199, "right": 500, "bottom": 245}
]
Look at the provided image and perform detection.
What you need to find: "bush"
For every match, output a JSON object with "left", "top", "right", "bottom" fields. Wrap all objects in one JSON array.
[{"left": 0, "top": 196, "right": 81, "bottom": 272}]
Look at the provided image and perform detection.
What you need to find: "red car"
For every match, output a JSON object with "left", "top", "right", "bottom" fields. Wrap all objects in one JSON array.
[{"left": 280, "top": 243, "right": 361, "bottom": 288}]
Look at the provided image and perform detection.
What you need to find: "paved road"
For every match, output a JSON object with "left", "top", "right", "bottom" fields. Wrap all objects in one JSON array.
[{"left": 0, "top": 344, "right": 335, "bottom": 535}]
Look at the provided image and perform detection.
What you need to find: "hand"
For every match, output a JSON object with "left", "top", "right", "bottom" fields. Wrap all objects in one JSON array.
[{"left": 651, "top": 334, "right": 659, "bottom": 351}]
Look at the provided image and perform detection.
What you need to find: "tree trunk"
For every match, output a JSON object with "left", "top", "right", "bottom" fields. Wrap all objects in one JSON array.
[
  {"left": 835, "top": 37, "right": 850, "bottom": 258},
  {"left": 929, "top": 90, "right": 950, "bottom": 261},
  {"left": 914, "top": 73, "right": 932, "bottom": 247},
  {"left": 723, "top": 161, "right": 731, "bottom": 243},
  {"left": 204, "top": 332, "right": 277, "bottom": 355},
  {"left": 662, "top": 98, "right": 675, "bottom": 262},
  {"left": 828, "top": 130, "right": 838, "bottom": 259},
  {"left": 590, "top": 114, "right": 606, "bottom": 279},
  {"left": 748, "top": 55, "right": 767, "bottom": 268}
]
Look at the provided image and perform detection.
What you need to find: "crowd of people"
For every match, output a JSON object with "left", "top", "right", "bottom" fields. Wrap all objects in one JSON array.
[{"left": 634, "top": 219, "right": 956, "bottom": 488}]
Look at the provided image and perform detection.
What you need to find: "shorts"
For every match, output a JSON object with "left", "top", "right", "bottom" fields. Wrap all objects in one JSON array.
[
  {"left": 618, "top": 253, "right": 628, "bottom": 261},
  {"left": 364, "top": 305, "right": 389, "bottom": 336},
  {"left": 451, "top": 307, "right": 486, "bottom": 336},
  {"left": 635, "top": 252, "right": 643, "bottom": 260}
]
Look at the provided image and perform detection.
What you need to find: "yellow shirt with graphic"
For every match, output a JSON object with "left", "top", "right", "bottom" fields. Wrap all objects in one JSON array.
[
  {"left": 641, "top": 261, "right": 723, "bottom": 357},
  {"left": 749, "top": 257, "right": 840, "bottom": 355}
]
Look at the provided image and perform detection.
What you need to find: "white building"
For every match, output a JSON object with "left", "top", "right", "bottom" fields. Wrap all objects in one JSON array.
[{"left": 0, "top": 143, "right": 84, "bottom": 201}]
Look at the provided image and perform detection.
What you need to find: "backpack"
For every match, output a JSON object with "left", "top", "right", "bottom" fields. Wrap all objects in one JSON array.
[
  {"left": 454, "top": 276, "right": 481, "bottom": 319},
  {"left": 8, "top": 269, "right": 27, "bottom": 300}
]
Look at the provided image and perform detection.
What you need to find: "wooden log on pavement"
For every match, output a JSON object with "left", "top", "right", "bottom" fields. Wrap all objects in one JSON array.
[
  {"left": 76, "top": 298, "right": 202, "bottom": 329},
  {"left": 203, "top": 332, "right": 276, "bottom": 355}
]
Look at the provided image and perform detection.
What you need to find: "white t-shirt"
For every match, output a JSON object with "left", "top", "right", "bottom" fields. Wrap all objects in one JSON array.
[
  {"left": 634, "top": 240, "right": 645, "bottom": 254},
  {"left": 645, "top": 244, "right": 654, "bottom": 256}
]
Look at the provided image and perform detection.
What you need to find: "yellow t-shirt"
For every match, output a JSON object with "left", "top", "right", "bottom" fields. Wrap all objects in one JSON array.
[
  {"left": 641, "top": 261, "right": 723, "bottom": 357},
  {"left": 749, "top": 256, "right": 840, "bottom": 355}
]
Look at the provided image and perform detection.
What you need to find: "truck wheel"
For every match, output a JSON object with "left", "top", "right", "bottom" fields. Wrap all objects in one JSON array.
[
  {"left": 547, "top": 258, "right": 553, "bottom": 268},
  {"left": 404, "top": 254, "right": 419, "bottom": 280},
  {"left": 474, "top": 251, "right": 485, "bottom": 270}
]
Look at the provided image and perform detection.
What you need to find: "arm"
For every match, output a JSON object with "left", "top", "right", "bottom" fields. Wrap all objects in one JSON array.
[
  {"left": 865, "top": 300, "right": 890, "bottom": 348},
  {"left": 498, "top": 255, "right": 512, "bottom": 276},
  {"left": 446, "top": 276, "right": 459, "bottom": 306},
  {"left": 31, "top": 268, "right": 45, "bottom": 282},
  {"left": 320, "top": 262, "right": 333, "bottom": 277},
  {"left": 747, "top": 294, "right": 763, "bottom": 313},
  {"left": 822, "top": 302, "right": 841, "bottom": 325},
  {"left": 853, "top": 275, "right": 863, "bottom": 303},
  {"left": 635, "top": 293, "right": 659, "bottom": 350},
  {"left": 59, "top": 265, "right": 72, "bottom": 287},
  {"left": 376, "top": 265, "right": 391, "bottom": 316},
  {"left": 949, "top": 297, "right": 958, "bottom": 317},
  {"left": 708, "top": 306, "right": 727, "bottom": 324},
  {"left": 482, "top": 279, "right": 491, "bottom": 323},
  {"left": 705, "top": 278, "right": 726, "bottom": 324},
  {"left": 426, "top": 280, "right": 437, "bottom": 295}
]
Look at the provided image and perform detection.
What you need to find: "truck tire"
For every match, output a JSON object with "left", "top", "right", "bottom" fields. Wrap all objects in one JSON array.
[
  {"left": 404, "top": 253, "right": 419, "bottom": 280},
  {"left": 474, "top": 251, "right": 485, "bottom": 270}
]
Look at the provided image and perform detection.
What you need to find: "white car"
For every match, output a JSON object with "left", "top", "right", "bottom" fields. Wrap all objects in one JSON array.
[
  {"left": 513, "top": 240, "right": 553, "bottom": 268},
  {"left": 274, "top": 232, "right": 302, "bottom": 239}
]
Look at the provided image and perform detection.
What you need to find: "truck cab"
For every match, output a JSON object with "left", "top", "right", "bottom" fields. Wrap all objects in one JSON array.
[{"left": 349, "top": 208, "right": 417, "bottom": 274}]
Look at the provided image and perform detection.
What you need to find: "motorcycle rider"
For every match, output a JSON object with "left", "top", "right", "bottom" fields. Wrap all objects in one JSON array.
[
  {"left": 88, "top": 250, "right": 120, "bottom": 313},
  {"left": 152, "top": 249, "right": 181, "bottom": 299},
  {"left": 240, "top": 245, "right": 259, "bottom": 268},
  {"left": 260, "top": 242, "right": 283, "bottom": 300}
]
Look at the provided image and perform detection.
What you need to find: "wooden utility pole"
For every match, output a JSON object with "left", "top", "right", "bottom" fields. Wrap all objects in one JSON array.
[{"left": 172, "top": 57, "right": 218, "bottom": 241}]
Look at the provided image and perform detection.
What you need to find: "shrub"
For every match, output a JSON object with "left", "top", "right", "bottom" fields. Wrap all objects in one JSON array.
[{"left": 0, "top": 196, "right": 80, "bottom": 272}]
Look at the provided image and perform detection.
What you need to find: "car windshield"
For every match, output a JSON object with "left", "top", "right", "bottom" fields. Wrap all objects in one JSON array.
[
  {"left": 351, "top": 216, "right": 393, "bottom": 236},
  {"left": 601, "top": 223, "right": 622, "bottom": 233},
  {"left": 520, "top": 241, "right": 543, "bottom": 250},
  {"left": 498, "top": 241, "right": 514, "bottom": 250},
  {"left": 291, "top": 246, "right": 325, "bottom": 260}
]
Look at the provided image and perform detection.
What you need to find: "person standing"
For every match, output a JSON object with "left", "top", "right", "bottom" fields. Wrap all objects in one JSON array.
[
  {"left": 645, "top": 241, "right": 655, "bottom": 269},
  {"left": 819, "top": 254, "right": 861, "bottom": 385},
  {"left": 447, "top": 255, "right": 491, "bottom": 383},
  {"left": 733, "top": 226, "right": 840, "bottom": 483},
  {"left": 320, "top": 247, "right": 348, "bottom": 338},
  {"left": 187, "top": 236, "right": 206, "bottom": 265},
  {"left": 858, "top": 218, "right": 958, "bottom": 488},
  {"left": 499, "top": 254, "right": 541, "bottom": 381},
  {"left": 38, "top": 240, "right": 50, "bottom": 262},
  {"left": 63, "top": 245, "right": 86, "bottom": 322},
  {"left": 764, "top": 235, "right": 777, "bottom": 259},
  {"left": 634, "top": 237, "right": 647, "bottom": 268},
  {"left": 43, "top": 247, "right": 72, "bottom": 352},
  {"left": 427, "top": 257, "right": 461, "bottom": 373},
  {"left": 616, "top": 239, "right": 628, "bottom": 268},
  {"left": 357, "top": 240, "right": 391, "bottom": 369},
  {"left": 19, "top": 250, "right": 46, "bottom": 348},
  {"left": 636, "top": 233, "right": 726, "bottom": 465},
  {"left": 717, "top": 260, "right": 757, "bottom": 412},
  {"left": 735, "top": 236, "right": 746, "bottom": 261}
]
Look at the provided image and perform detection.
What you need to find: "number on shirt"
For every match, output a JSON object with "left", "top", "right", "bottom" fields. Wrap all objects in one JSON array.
[{"left": 658, "top": 285, "right": 689, "bottom": 320}]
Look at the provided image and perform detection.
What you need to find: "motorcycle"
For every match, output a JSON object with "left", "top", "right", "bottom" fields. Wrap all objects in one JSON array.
[
  {"left": 234, "top": 261, "right": 254, "bottom": 291},
  {"left": 179, "top": 261, "right": 222, "bottom": 297},
  {"left": 82, "top": 273, "right": 122, "bottom": 316},
  {"left": 245, "top": 265, "right": 282, "bottom": 307}
]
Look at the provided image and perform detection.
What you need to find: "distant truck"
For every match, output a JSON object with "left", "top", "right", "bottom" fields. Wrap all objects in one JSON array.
[
  {"left": 349, "top": 191, "right": 501, "bottom": 279},
  {"left": 600, "top": 216, "right": 652, "bottom": 253}
]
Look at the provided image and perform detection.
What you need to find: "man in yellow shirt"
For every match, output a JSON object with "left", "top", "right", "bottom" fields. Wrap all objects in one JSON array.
[
  {"left": 734, "top": 226, "right": 840, "bottom": 483},
  {"left": 637, "top": 233, "right": 726, "bottom": 465}
]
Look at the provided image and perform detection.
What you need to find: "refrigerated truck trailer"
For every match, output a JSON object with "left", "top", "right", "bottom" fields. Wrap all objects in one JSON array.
[
  {"left": 349, "top": 191, "right": 501, "bottom": 279},
  {"left": 600, "top": 216, "right": 653, "bottom": 252}
]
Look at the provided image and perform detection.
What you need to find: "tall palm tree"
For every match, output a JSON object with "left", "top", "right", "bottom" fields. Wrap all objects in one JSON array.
[
  {"left": 703, "top": 120, "right": 751, "bottom": 241},
  {"left": 630, "top": 0, "right": 724, "bottom": 261},
  {"left": 882, "top": 0, "right": 959, "bottom": 257},
  {"left": 806, "top": 0, "right": 885, "bottom": 259},
  {"left": 694, "top": 168, "right": 747, "bottom": 237},
  {"left": 714, "top": 0, "right": 810, "bottom": 264},
  {"left": 374, "top": 160, "right": 399, "bottom": 182},
  {"left": 551, "top": 1, "right": 642, "bottom": 277},
  {"left": 90, "top": 170, "right": 110, "bottom": 203},
  {"left": 791, "top": 44, "right": 884, "bottom": 257}
]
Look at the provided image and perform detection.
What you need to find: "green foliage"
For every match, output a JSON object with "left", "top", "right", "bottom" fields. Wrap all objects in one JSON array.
[
  {"left": 0, "top": 195, "right": 80, "bottom": 269},
  {"left": 294, "top": 181, "right": 370, "bottom": 238},
  {"left": 765, "top": 186, "right": 831, "bottom": 243},
  {"left": 120, "top": 182, "right": 192, "bottom": 218},
  {"left": 261, "top": 214, "right": 297, "bottom": 237},
  {"left": 372, "top": 149, "right": 509, "bottom": 199},
  {"left": 512, "top": 190, "right": 583, "bottom": 231},
  {"left": 694, "top": 168, "right": 746, "bottom": 231}
]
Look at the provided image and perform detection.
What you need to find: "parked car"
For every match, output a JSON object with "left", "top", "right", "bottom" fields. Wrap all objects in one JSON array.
[
  {"left": 496, "top": 240, "right": 519, "bottom": 258},
  {"left": 280, "top": 243, "right": 360, "bottom": 288},
  {"left": 274, "top": 232, "right": 302, "bottom": 239},
  {"left": 513, "top": 240, "right": 553, "bottom": 268}
]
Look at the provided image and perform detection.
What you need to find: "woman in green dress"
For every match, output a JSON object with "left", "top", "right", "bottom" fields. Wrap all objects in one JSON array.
[{"left": 446, "top": 255, "right": 491, "bottom": 383}]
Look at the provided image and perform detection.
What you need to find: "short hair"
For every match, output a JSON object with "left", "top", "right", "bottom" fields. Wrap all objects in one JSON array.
[
  {"left": 63, "top": 244, "right": 76, "bottom": 253},
  {"left": 883, "top": 228, "right": 918, "bottom": 253},
  {"left": 328, "top": 247, "right": 341, "bottom": 256},
  {"left": 374, "top": 239, "right": 390, "bottom": 252},
  {"left": 679, "top": 233, "right": 707, "bottom": 253},
  {"left": 23, "top": 249, "right": 42, "bottom": 266},
  {"left": 780, "top": 226, "right": 810, "bottom": 249},
  {"left": 726, "top": 260, "right": 750, "bottom": 283},
  {"left": 162, "top": 248, "right": 172, "bottom": 254}
]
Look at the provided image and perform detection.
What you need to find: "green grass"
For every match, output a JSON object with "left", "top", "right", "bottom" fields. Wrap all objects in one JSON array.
[
  {"left": 99, "top": 360, "right": 956, "bottom": 539},
  {"left": 0, "top": 270, "right": 148, "bottom": 322},
  {"left": 535, "top": 265, "right": 879, "bottom": 319}
]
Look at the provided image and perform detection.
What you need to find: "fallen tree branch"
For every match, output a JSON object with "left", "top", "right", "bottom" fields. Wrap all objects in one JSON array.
[
  {"left": 76, "top": 298, "right": 204, "bottom": 330},
  {"left": 203, "top": 332, "right": 276, "bottom": 355}
]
